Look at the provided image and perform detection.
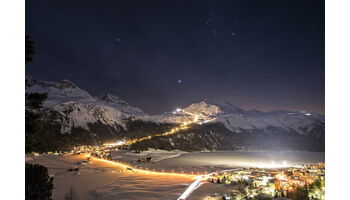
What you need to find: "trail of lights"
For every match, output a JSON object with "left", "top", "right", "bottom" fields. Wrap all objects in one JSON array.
[
  {"left": 89, "top": 155, "right": 203, "bottom": 178},
  {"left": 122, "top": 108, "right": 216, "bottom": 146},
  {"left": 125, "top": 123, "right": 191, "bottom": 145},
  {"left": 177, "top": 178, "right": 203, "bottom": 200},
  {"left": 177, "top": 172, "right": 216, "bottom": 200}
]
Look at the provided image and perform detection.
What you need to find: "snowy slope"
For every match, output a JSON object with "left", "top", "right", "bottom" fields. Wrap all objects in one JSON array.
[
  {"left": 26, "top": 76, "right": 146, "bottom": 133},
  {"left": 171, "top": 100, "right": 324, "bottom": 136},
  {"left": 26, "top": 76, "right": 96, "bottom": 106}
]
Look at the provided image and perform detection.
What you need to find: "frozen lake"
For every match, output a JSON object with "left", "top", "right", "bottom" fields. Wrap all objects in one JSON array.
[{"left": 158, "top": 151, "right": 325, "bottom": 169}]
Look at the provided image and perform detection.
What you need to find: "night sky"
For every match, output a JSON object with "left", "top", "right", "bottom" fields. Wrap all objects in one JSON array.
[{"left": 26, "top": 0, "right": 325, "bottom": 114}]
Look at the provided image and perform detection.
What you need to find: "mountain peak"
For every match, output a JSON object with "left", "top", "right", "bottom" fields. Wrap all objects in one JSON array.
[
  {"left": 57, "top": 79, "right": 78, "bottom": 89},
  {"left": 98, "top": 93, "right": 145, "bottom": 115},
  {"left": 182, "top": 100, "right": 221, "bottom": 116},
  {"left": 182, "top": 99, "right": 244, "bottom": 117},
  {"left": 194, "top": 99, "right": 244, "bottom": 114},
  {"left": 99, "top": 93, "right": 121, "bottom": 102}
]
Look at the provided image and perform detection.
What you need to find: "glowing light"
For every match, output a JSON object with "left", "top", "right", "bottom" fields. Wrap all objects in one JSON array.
[
  {"left": 276, "top": 173, "right": 288, "bottom": 181},
  {"left": 177, "top": 172, "right": 216, "bottom": 200},
  {"left": 254, "top": 161, "right": 292, "bottom": 169},
  {"left": 90, "top": 155, "right": 201, "bottom": 178},
  {"left": 104, "top": 140, "right": 125, "bottom": 147},
  {"left": 177, "top": 178, "right": 202, "bottom": 200},
  {"left": 123, "top": 120, "right": 193, "bottom": 146}
]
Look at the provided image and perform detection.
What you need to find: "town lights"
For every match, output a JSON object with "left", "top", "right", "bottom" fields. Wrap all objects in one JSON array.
[
  {"left": 276, "top": 173, "right": 288, "bottom": 181},
  {"left": 115, "top": 141, "right": 125, "bottom": 146},
  {"left": 104, "top": 140, "right": 125, "bottom": 147}
]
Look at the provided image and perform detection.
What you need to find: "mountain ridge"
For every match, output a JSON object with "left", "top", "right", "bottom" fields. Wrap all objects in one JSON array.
[{"left": 25, "top": 76, "right": 325, "bottom": 152}]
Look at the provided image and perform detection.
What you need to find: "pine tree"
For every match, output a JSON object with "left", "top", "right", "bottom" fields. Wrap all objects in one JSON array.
[
  {"left": 25, "top": 93, "right": 48, "bottom": 153},
  {"left": 25, "top": 164, "right": 54, "bottom": 200},
  {"left": 26, "top": 35, "right": 35, "bottom": 63}
]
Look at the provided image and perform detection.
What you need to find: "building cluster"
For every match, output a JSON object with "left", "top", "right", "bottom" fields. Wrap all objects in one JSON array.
[
  {"left": 205, "top": 163, "right": 325, "bottom": 200},
  {"left": 72, "top": 145, "right": 114, "bottom": 160}
]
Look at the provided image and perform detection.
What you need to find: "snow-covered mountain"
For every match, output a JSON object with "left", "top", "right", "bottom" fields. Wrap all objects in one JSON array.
[
  {"left": 177, "top": 100, "right": 324, "bottom": 137},
  {"left": 25, "top": 76, "right": 325, "bottom": 152},
  {"left": 26, "top": 76, "right": 145, "bottom": 133}
]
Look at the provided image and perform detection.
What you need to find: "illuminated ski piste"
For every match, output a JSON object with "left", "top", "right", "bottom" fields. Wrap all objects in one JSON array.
[
  {"left": 89, "top": 155, "right": 203, "bottom": 178},
  {"left": 177, "top": 178, "right": 203, "bottom": 200},
  {"left": 121, "top": 108, "right": 216, "bottom": 146},
  {"left": 177, "top": 172, "right": 216, "bottom": 200},
  {"left": 125, "top": 123, "right": 191, "bottom": 145},
  {"left": 177, "top": 171, "right": 240, "bottom": 200}
]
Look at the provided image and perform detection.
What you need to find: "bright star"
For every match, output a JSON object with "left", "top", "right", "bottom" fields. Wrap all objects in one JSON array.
[{"left": 178, "top": 79, "right": 182, "bottom": 84}]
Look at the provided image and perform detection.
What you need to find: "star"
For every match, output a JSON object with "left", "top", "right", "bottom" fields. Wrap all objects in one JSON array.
[{"left": 178, "top": 79, "right": 182, "bottom": 84}]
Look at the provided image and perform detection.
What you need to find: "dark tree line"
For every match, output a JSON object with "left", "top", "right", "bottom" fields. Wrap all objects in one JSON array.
[{"left": 25, "top": 92, "right": 48, "bottom": 153}]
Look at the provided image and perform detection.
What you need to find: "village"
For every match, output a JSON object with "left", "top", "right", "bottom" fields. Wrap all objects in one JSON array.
[{"left": 204, "top": 163, "right": 325, "bottom": 200}]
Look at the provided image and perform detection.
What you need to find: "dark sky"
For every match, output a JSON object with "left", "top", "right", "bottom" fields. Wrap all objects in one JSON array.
[{"left": 26, "top": 0, "right": 325, "bottom": 114}]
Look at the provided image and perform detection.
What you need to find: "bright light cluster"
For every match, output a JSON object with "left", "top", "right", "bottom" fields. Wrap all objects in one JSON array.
[
  {"left": 254, "top": 161, "right": 291, "bottom": 169},
  {"left": 103, "top": 140, "right": 125, "bottom": 147}
]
